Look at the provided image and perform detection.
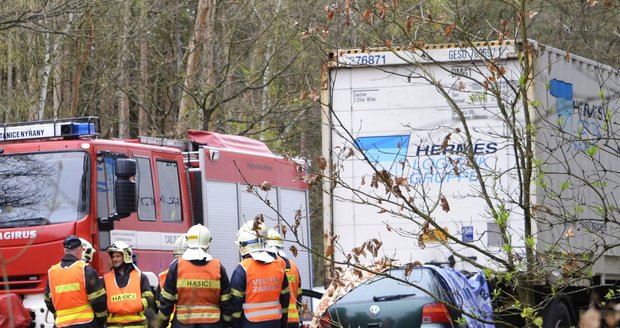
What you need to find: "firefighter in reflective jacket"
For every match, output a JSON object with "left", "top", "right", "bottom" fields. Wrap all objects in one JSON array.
[
  {"left": 158, "top": 234, "right": 189, "bottom": 291},
  {"left": 265, "top": 229, "right": 302, "bottom": 328},
  {"left": 157, "top": 224, "right": 233, "bottom": 328},
  {"left": 44, "top": 235, "right": 108, "bottom": 328},
  {"left": 102, "top": 241, "right": 156, "bottom": 328},
  {"left": 230, "top": 221, "right": 290, "bottom": 328}
]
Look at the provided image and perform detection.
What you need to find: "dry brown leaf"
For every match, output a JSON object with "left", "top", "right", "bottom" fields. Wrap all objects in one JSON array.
[
  {"left": 246, "top": 185, "right": 253, "bottom": 193},
  {"left": 290, "top": 245, "right": 299, "bottom": 257},
  {"left": 586, "top": 0, "right": 598, "bottom": 7},
  {"left": 440, "top": 194, "right": 450, "bottom": 212},
  {"left": 565, "top": 51, "right": 571, "bottom": 62},
  {"left": 403, "top": 262, "right": 414, "bottom": 276},
  {"left": 361, "top": 175, "right": 366, "bottom": 185},
  {"left": 441, "top": 132, "right": 452, "bottom": 150},
  {"left": 421, "top": 221, "right": 430, "bottom": 233},
  {"left": 454, "top": 127, "right": 461, "bottom": 133},
  {"left": 325, "top": 6, "right": 335, "bottom": 20},
  {"left": 444, "top": 23, "right": 455, "bottom": 37},
  {"left": 260, "top": 181, "right": 272, "bottom": 191},
  {"left": 251, "top": 215, "right": 265, "bottom": 236},
  {"left": 449, "top": 157, "right": 460, "bottom": 176},
  {"left": 375, "top": 2, "right": 388, "bottom": 19},
  {"left": 293, "top": 211, "right": 301, "bottom": 236},
  {"left": 325, "top": 245, "right": 335, "bottom": 257},
  {"left": 345, "top": 147, "right": 355, "bottom": 159},
  {"left": 281, "top": 225, "right": 288, "bottom": 238},
  {"left": 315, "top": 156, "right": 327, "bottom": 171},
  {"left": 362, "top": 9, "right": 373, "bottom": 22},
  {"left": 603, "top": 0, "right": 612, "bottom": 8},
  {"left": 406, "top": 16, "right": 414, "bottom": 33},
  {"left": 417, "top": 234, "right": 426, "bottom": 249}
]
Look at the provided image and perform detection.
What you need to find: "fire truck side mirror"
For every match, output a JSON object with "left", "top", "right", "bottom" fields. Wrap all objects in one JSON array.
[{"left": 114, "top": 158, "right": 138, "bottom": 218}]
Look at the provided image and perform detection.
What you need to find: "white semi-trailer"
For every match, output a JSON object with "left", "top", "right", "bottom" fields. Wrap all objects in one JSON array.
[{"left": 321, "top": 40, "right": 620, "bottom": 327}]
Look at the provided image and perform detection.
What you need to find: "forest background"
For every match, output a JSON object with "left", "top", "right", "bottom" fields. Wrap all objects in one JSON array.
[{"left": 1, "top": 0, "right": 618, "bottom": 285}]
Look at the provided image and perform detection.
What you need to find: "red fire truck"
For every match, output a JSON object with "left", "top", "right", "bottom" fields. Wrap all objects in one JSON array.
[{"left": 0, "top": 117, "right": 312, "bottom": 327}]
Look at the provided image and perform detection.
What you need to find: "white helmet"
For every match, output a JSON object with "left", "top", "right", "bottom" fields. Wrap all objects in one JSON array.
[
  {"left": 236, "top": 220, "right": 273, "bottom": 263},
  {"left": 80, "top": 238, "right": 96, "bottom": 263},
  {"left": 265, "top": 229, "right": 286, "bottom": 258},
  {"left": 107, "top": 241, "right": 133, "bottom": 264},
  {"left": 173, "top": 234, "right": 189, "bottom": 257},
  {"left": 182, "top": 224, "right": 213, "bottom": 261}
]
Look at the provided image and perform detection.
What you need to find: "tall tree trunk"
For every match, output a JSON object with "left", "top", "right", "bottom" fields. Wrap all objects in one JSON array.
[
  {"left": 37, "top": 29, "right": 51, "bottom": 120},
  {"left": 70, "top": 14, "right": 94, "bottom": 118},
  {"left": 138, "top": 2, "right": 149, "bottom": 136},
  {"left": 52, "top": 13, "right": 75, "bottom": 119},
  {"left": 53, "top": 61, "right": 62, "bottom": 118},
  {"left": 176, "top": 0, "right": 210, "bottom": 137},
  {"left": 5, "top": 36, "right": 13, "bottom": 122},
  {"left": 258, "top": 0, "right": 283, "bottom": 140},
  {"left": 201, "top": 0, "right": 220, "bottom": 131},
  {"left": 118, "top": 1, "right": 131, "bottom": 138}
]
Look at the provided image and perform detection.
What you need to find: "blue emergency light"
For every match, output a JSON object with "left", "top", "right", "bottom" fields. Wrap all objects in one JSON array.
[{"left": 59, "top": 122, "right": 97, "bottom": 136}]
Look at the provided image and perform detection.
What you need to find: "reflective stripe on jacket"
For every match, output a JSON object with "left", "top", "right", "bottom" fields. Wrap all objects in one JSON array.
[
  {"left": 48, "top": 261, "right": 94, "bottom": 327},
  {"left": 158, "top": 270, "right": 168, "bottom": 290},
  {"left": 176, "top": 258, "right": 222, "bottom": 323},
  {"left": 283, "top": 257, "right": 301, "bottom": 323},
  {"left": 240, "top": 258, "right": 285, "bottom": 322},
  {"left": 104, "top": 269, "right": 146, "bottom": 325}
]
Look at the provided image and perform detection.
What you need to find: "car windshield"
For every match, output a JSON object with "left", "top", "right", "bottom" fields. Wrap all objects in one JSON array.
[
  {"left": 0, "top": 151, "right": 89, "bottom": 227},
  {"left": 339, "top": 268, "right": 440, "bottom": 302}
]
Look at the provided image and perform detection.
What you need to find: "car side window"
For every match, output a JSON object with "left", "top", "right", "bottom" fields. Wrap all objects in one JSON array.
[
  {"left": 156, "top": 160, "right": 182, "bottom": 222},
  {"left": 136, "top": 157, "right": 156, "bottom": 221}
]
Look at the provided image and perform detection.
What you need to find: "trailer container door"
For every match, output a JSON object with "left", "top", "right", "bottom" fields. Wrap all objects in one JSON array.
[{"left": 203, "top": 180, "right": 240, "bottom": 273}]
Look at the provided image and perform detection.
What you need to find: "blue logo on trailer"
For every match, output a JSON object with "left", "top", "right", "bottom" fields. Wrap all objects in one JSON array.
[
  {"left": 462, "top": 225, "right": 474, "bottom": 242},
  {"left": 549, "top": 79, "right": 574, "bottom": 134},
  {"left": 355, "top": 135, "right": 410, "bottom": 176}
]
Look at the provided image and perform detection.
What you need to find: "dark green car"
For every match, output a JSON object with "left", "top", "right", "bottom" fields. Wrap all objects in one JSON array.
[{"left": 319, "top": 267, "right": 463, "bottom": 328}]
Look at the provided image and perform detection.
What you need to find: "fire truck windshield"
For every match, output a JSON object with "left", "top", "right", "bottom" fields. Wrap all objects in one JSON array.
[{"left": 0, "top": 151, "right": 90, "bottom": 228}]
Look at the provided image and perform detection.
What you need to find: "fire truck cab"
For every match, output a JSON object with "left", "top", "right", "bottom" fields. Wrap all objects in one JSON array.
[{"left": 0, "top": 117, "right": 312, "bottom": 327}]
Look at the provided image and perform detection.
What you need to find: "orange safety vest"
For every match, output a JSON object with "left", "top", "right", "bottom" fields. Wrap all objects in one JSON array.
[
  {"left": 283, "top": 258, "right": 301, "bottom": 323},
  {"left": 48, "top": 261, "right": 94, "bottom": 327},
  {"left": 158, "top": 269, "right": 168, "bottom": 290},
  {"left": 176, "top": 258, "right": 222, "bottom": 323},
  {"left": 104, "top": 270, "right": 146, "bottom": 325},
  {"left": 240, "top": 258, "right": 285, "bottom": 322}
]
